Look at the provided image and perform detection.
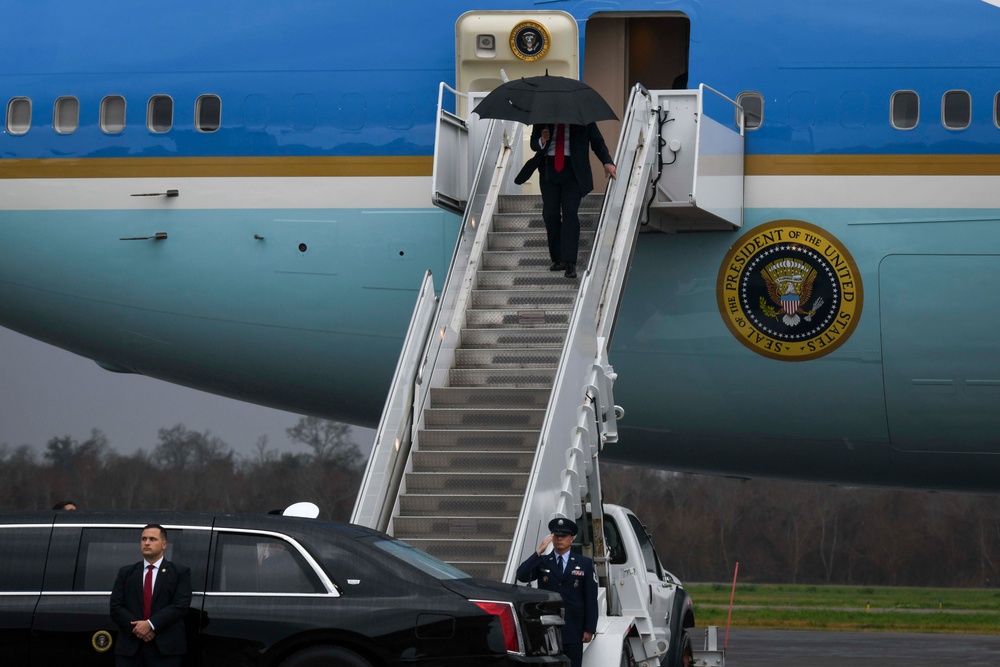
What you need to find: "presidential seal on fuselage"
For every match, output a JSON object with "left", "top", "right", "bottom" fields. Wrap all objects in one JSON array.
[{"left": 717, "top": 220, "right": 863, "bottom": 361}]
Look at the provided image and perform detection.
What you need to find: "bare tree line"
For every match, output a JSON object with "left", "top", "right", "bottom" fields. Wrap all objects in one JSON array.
[
  {"left": 2, "top": 423, "right": 998, "bottom": 588},
  {"left": 601, "top": 464, "right": 1000, "bottom": 588},
  {"left": 0, "top": 418, "right": 363, "bottom": 519}
]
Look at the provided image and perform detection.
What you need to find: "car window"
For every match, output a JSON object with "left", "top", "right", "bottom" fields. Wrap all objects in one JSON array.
[
  {"left": 212, "top": 533, "right": 324, "bottom": 594},
  {"left": 372, "top": 538, "right": 469, "bottom": 580},
  {"left": 75, "top": 527, "right": 176, "bottom": 591},
  {"left": 0, "top": 526, "right": 49, "bottom": 591}
]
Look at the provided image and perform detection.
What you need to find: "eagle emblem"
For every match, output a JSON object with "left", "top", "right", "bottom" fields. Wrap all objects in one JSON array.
[{"left": 760, "top": 258, "right": 825, "bottom": 326}]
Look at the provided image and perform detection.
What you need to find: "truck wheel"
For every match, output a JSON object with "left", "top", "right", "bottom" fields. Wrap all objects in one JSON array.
[
  {"left": 672, "top": 630, "right": 692, "bottom": 667},
  {"left": 280, "top": 646, "right": 372, "bottom": 667},
  {"left": 619, "top": 638, "right": 633, "bottom": 667}
]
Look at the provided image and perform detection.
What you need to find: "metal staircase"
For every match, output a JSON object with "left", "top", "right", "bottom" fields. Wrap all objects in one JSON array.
[
  {"left": 351, "top": 82, "right": 744, "bottom": 586},
  {"left": 391, "top": 193, "right": 602, "bottom": 579}
]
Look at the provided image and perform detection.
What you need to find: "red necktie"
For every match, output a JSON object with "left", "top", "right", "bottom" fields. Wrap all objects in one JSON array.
[
  {"left": 143, "top": 564, "right": 153, "bottom": 619},
  {"left": 554, "top": 124, "right": 565, "bottom": 172}
]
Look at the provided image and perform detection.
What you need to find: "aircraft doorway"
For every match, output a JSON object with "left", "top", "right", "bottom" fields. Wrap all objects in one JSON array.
[{"left": 583, "top": 14, "right": 690, "bottom": 187}]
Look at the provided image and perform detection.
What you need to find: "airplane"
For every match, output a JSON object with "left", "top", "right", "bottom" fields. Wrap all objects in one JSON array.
[{"left": 2, "top": 0, "right": 999, "bottom": 492}]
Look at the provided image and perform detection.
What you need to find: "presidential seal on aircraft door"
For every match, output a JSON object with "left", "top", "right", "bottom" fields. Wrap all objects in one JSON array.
[
  {"left": 510, "top": 20, "right": 550, "bottom": 61},
  {"left": 717, "top": 220, "right": 863, "bottom": 361}
]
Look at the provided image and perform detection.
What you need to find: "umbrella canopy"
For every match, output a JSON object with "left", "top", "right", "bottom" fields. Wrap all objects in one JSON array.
[{"left": 472, "top": 74, "right": 617, "bottom": 125}]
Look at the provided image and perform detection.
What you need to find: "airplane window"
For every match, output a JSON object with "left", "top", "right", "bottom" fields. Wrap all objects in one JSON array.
[
  {"left": 890, "top": 90, "right": 918, "bottom": 130},
  {"left": 54, "top": 96, "right": 79, "bottom": 134},
  {"left": 291, "top": 93, "right": 318, "bottom": 132},
  {"left": 196, "top": 94, "right": 221, "bottom": 132},
  {"left": 101, "top": 95, "right": 126, "bottom": 134},
  {"left": 942, "top": 90, "right": 971, "bottom": 130},
  {"left": 736, "top": 92, "right": 763, "bottom": 130},
  {"left": 147, "top": 95, "right": 174, "bottom": 133},
  {"left": 6, "top": 97, "right": 31, "bottom": 135},
  {"left": 838, "top": 91, "right": 868, "bottom": 129},
  {"left": 995, "top": 92, "right": 1000, "bottom": 129}
]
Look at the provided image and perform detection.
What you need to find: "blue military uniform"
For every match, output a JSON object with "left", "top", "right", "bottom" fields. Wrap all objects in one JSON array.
[{"left": 516, "top": 518, "right": 598, "bottom": 667}]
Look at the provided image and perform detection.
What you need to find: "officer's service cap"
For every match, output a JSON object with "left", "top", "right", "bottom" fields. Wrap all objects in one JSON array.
[{"left": 548, "top": 517, "right": 578, "bottom": 536}]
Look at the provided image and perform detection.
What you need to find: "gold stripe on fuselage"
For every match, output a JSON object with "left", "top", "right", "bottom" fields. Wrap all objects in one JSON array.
[
  {"left": 746, "top": 154, "right": 1000, "bottom": 176},
  {"left": 2, "top": 154, "right": 999, "bottom": 179},
  {"left": 0, "top": 156, "right": 434, "bottom": 179}
]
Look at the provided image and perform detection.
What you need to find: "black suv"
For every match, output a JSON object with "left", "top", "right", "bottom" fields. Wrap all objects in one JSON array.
[{"left": 0, "top": 510, "right": 567, "bottom": 666}]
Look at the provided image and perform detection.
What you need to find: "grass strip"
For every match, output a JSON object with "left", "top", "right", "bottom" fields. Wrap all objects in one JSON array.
[{"left": 686, "top": 584, "right": 1000, "bottom": 634}]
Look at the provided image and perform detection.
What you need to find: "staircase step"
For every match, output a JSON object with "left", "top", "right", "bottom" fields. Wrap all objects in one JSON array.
[
  {"left": 401, "top": 538, "right": 513, "bottom": 561},
  {"left": 479, "top": 248, "right": 592, "bottom": 270},
  {"left": 404, "top": 472, "right": 529, "bottom": 494},
  {"left": 424, "top": 408, "right": 546, "bottom": 430},
  {"left": 460, "top": 328, "right": 566, "bottom": 349},
  {"left": 452, "top": 349, "right": 561, "bottom": 369},
  {"left": 471, "top": 289, "right": 577, "bottom": 309},
  {"left": 475, "top": 270, "right": 580, "bottom": 290},
  {"left": 497, "top": 193, "right": 604, "bottom": 214},
  {"left": 393, "top": 515, "right": 520, "bottom": 536},
  {"left": 491, "top": 214, "right": 598, "bottom": 233},
  {"left": 465, "top": 308, "right": 571, "bottom": 328},
  {"left": 447, "top": 368, "right": 556, "bottom": 388},
  {"left": 429, "top": 387, "right": 551, "bottom": 407},
  {"left": 417, "top": 430, "right": 540, "bottom": 450},
  {"left": 398, "top": 493, "right": 527, "bottom": 515},
  {"left": 453, "top": 561, "right": 506, "bottom": 580},
  {"left": 488, "top": 231, "right": 595, "bottom": 252},
  {"left": 412, "top": 449, "right": 536, "bottom": 472}
]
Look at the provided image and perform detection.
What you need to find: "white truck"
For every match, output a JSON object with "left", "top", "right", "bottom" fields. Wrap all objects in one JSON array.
[{"left": 558, "top": 502, "right": 724, "bottom": 667}]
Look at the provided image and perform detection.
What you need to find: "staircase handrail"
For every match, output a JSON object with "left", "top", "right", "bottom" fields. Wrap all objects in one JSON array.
[
  {"left": 351, "top": 270, "right": 437, "bottom": 530},
  {"left": 351, "top": 80, "right": 521, "bottom": 531}
]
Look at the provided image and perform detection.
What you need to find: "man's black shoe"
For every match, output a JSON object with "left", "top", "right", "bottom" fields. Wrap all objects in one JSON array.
[
  {"left": 564, "top": 264, "right": 577, "bottom": 279},
  {"left": 549, "top": 262, "right": 563, "bottom": 271}
]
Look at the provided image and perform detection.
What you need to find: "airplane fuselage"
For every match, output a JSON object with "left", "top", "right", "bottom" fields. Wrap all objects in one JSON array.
[{"left": 2, "top": 1, "right": 999, "bottom": 490}]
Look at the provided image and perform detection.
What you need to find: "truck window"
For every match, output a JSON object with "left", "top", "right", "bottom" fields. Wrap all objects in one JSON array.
[
  {"left": 627, "top": 514, "right": 664, "bottom": 579},
  {"left": 602, "top": 517, "right": 628, "bottom": 565},
  {"left": 0, "top": 526, "right": 49, "bottom": 591}
]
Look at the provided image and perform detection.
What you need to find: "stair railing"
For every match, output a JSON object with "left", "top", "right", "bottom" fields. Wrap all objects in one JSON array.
[{"left": 351, "top": 83, "right": 522, "bottom": 531}]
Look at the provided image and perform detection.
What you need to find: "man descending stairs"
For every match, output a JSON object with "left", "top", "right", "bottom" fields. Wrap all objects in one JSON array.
[{"left": 392, "top": 192, "right": 604, "bottom": 580}]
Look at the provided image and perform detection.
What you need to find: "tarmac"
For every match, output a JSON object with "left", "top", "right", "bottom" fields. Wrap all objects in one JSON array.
[{"left": 718, "top": 628, "right": 1000, "bottom": 666}]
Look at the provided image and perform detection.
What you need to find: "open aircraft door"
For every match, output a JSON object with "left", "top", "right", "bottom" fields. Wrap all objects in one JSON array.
[{"left": 433, "top": 10, "right": 580, "bottom": 211}]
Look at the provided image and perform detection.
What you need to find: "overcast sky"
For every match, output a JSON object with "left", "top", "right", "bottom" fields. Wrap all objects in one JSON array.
[{"left": 0, "top": 326, "right": 374, "bottom": 459}]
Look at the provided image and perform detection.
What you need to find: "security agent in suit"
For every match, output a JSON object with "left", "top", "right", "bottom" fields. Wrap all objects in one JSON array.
[
  {"left": 110, "top": 524, "right": 192, "bottom": 667},
  {"left": 528, "top": 123, "right": 616, "bottom": 279},
  {"left": 516, "top": 518, "right": 598, "bottom": 667}
]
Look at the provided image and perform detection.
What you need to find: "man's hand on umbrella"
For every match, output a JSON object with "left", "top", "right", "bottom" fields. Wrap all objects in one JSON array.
[
  {"left": 604, "top": 163, "right": 617, "bottom": 180},
  {"left": 540, "top": 127, "right": 550, "bottom": 146}
]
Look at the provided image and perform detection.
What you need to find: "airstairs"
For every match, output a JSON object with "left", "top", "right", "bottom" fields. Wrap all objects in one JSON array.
[{"left": 352, "top": 84, "right": 745, "bottom": 584}]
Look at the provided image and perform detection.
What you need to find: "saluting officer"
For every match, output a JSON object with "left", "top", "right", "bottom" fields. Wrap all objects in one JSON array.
[{"left": 516, "top": 518, "right": 598, "bottom": 667}]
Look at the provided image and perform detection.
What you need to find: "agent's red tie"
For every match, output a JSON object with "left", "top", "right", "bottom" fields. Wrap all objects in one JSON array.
[
  {"left": 143, "top": 564, "right": 154, "bottom": 619},
  {"left": 554, "top": 124, "right": 565, "bottom": 172}
]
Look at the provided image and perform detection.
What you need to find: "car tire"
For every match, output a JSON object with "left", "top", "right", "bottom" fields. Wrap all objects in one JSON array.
[{"left": 280, "top": 646, "right": 373, "bottom": 667}]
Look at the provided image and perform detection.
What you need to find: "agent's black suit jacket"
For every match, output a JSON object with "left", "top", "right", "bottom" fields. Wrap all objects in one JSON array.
[
  {"left": 525, "top": 123, "right": 614, "bottom": 195},
  {"left": 110, "top": 559, "right": 192, "bottom": 658}
]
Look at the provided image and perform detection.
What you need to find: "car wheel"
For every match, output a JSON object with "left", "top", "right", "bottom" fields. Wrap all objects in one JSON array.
[{"left": 279, "top": 646, "right": 372, "bottom": 667}]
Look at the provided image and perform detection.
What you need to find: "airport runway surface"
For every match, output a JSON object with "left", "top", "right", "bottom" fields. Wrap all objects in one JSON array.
[{"left": 717, "top": 628, "right": 1000, "bottom": 666}]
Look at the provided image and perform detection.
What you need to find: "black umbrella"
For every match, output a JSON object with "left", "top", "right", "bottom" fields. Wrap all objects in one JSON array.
[{"left": 472, "top": 74, "right": 617, "bottom": 125}]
